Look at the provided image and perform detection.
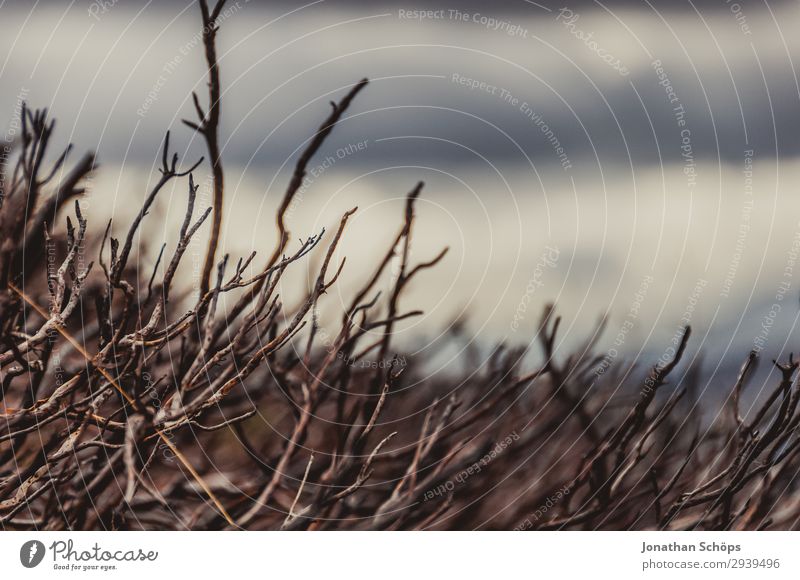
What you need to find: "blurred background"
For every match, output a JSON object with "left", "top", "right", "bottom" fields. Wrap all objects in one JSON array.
[{"left": 3, "top": 0, "right": 800, "bottom": 393}]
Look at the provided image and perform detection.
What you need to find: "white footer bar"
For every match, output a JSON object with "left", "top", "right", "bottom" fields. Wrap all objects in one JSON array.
[{"left": 1, "top": 531, "right": 796, "bottom": 579}]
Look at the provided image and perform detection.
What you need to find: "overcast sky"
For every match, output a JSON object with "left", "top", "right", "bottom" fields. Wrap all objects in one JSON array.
[{"left": 2, "top": 0, "right": 800, "bottom": 168}]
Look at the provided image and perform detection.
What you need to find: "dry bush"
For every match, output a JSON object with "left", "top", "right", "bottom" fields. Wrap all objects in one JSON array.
[{"left": 2, "top": 1, "right": 800, "bottom": 531}]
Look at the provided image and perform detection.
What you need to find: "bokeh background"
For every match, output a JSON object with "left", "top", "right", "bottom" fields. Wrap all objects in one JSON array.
[{"left": 3, "top": 0, "right": 800, "bottom": 388}]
